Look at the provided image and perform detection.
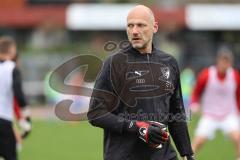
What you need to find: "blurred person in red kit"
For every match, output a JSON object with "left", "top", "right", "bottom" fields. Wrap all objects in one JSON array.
[{"left": 190, "top": 47, "right": 240, "bottom": 160}]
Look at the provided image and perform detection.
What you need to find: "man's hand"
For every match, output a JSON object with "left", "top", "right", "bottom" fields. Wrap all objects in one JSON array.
[
  {"left": 136, "top": 121, "right": 169, "bottom": 148},
  {"left": 19, "top": 107, "right": 32, "bottom": 138}
]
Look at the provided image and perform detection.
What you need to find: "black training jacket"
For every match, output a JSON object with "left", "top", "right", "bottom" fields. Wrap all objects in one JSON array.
[{"left": 88, "top": 44, "right": 193, "bottom": 160}]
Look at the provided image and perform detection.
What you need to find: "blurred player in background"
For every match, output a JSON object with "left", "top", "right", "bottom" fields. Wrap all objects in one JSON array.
[
  {"left": 0, "top": 36, "right": 31, "bottom": 160},
  {"left": 11, "top": 54, "right": 32, "bottom": 151},
  {"left": 190, "top": 48, "right": 240, "bottom": 160}
]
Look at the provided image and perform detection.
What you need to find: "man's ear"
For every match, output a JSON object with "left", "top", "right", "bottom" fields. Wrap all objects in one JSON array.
[{"left": 153, "top": 21, "right": 158, "bottom": 33}]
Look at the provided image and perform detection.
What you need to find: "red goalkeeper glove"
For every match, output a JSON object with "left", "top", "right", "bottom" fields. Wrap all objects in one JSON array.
[{"left": 125, "top": 121, "right": 169, "bottom": 148}]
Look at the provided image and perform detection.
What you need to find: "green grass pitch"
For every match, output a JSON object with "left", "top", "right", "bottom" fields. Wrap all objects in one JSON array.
[{"left": 19, "top": 116, "right": 235, "bottom": 160}]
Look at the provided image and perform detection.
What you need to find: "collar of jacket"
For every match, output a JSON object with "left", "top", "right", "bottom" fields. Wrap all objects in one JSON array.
[{"left": 127, "top": 44, "right": 157, "bottom": 55}]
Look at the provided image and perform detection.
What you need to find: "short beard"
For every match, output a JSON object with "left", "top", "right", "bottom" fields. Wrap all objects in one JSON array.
[
  {"left": 132, "top": 41, "right": 149, "bottom": 50},
  {"left": 132, "top": 43, "right": 144, "bottom": 49}
]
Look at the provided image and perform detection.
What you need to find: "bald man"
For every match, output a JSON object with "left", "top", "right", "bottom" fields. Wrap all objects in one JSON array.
[{"left": 88, "top": 5, "right": 194, "bottom": 160}]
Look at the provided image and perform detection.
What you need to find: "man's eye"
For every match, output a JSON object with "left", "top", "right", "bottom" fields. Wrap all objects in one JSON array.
[
  {"left": 128, "top": 24, "right": 133, "bottom": 28},
  {"left": 138, "top": 24, "right": 145, "bottom": 27}
]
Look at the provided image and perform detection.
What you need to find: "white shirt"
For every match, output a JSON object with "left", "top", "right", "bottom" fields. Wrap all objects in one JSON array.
[{"left": 0, "top": 60, "right": 15, "bottom": 121}]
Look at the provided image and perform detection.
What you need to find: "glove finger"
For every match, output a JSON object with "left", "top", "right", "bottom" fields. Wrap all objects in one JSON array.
[
  {"left": 149, "top": 136, "right": 162, "bottom": 144},
  {"left": 151, "top": 129, "right": 169, "bottom": 139},
  {"left": 152, "top": 136, "right": 168, "bottom": 144},
  {"left": 150, "top": 123, "right": 165, "bottom": 129},
  {"left": 149, "top": 133, "right": 167, "bottom": 144},
  {"left": 149, "top": 136, "right": 168, "bottom": 144},
  {"left": 150, "top": 123, "right": 166, "bottom": 128},
  {"left": 160, "top": 136, "right": 169, "bottom": 143},
  {"left": 160, "top": 130, "right": 169, "bottom": 139},
  {"left": 150, "top": 132, "right": 169, "bottom": 143}
]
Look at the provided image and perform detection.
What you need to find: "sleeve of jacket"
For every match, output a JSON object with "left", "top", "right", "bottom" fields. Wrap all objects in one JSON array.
[
  {"left": 87, "top": 55, "right": 126, "bottom": 134},
  {"left": 12, "top": 67, "right": 28, "bottom": 108},
  {"left": 168, "top": 58, "right": 194, "bottom": 157}
]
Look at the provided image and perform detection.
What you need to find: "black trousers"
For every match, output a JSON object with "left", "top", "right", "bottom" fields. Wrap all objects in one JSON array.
[{"left": 0, "top": 118, "right": 17, "bottom": 160}]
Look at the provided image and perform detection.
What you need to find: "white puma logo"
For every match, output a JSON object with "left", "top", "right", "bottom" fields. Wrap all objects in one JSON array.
[{"left": 134, "top": 71, "right": 142, "bottom": 76}]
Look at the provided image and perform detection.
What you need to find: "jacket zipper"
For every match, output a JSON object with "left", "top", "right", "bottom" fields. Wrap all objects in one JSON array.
[{"left": 147, "top": 53, "right": 158, "bottom": 117}]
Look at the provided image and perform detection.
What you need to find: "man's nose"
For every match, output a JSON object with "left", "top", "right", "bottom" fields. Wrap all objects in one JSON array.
[{"left": 132, "top": 26, "right": 139, "bottom": 34}]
